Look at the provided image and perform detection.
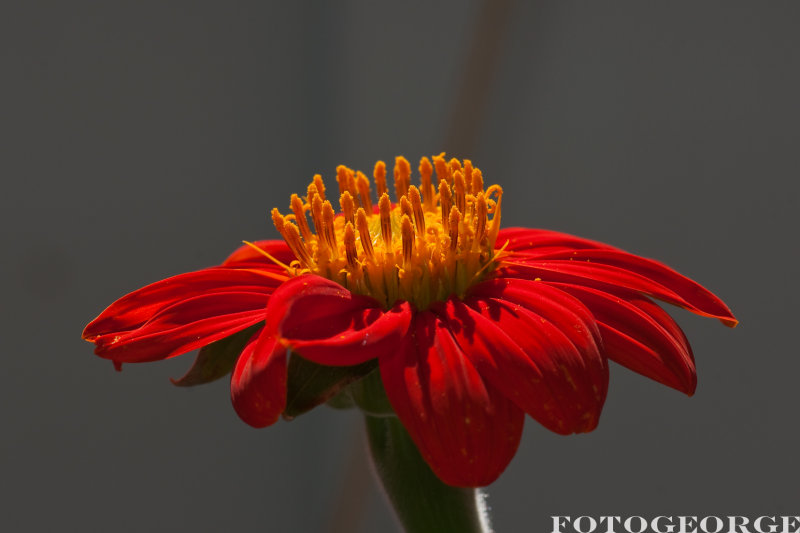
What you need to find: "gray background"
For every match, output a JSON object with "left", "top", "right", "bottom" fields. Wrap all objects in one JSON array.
[{"left": 2, "top": 1, "right": 798, "bottom": 531}]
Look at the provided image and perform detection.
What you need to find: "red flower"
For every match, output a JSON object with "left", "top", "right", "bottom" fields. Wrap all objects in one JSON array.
[{"left": 83, "top": 155, "right": 736, "bottom": 487}]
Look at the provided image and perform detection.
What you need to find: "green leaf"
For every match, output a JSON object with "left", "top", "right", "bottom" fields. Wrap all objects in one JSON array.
[
  {"left": 170, "top": 324, "right": 262, "bottom": 387},
  {"left": 283, "top": 352, "right": 378, "bottom": 420}
]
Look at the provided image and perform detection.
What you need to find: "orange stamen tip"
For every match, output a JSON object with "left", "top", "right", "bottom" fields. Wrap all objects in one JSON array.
[
  {"left": 399, "top": 195, "right": 413, "bottom": 220},
  {"left": 419, "top": 157, "right": 432, "bottom": 180},
  {"left": 312, "top": 174, "right": 326, "bottom": 201},
  {"left": 393, "top": 156, "right": 411, "bottom": 202},
  {"left": 271, "top": 208, "right": 285, "bottom": 232},
  {"left": 340, "top": 191, "right": 355, "bottom": 224},
  {"left": 374, "top": 161, "right": 387, "bottom": 198},
  {"left": 378, "top": 193, "right": 392, "bottom": 214},
  {"left": 307, "top": 183, "right": 319, "bottom": 204},
  {"left": 433, "top": 153, "right": 450, "bottom": 184},
  {"left": 472, "top": 168, "right": 484, "bottom": 195},
  {"left": 356, "top": 171, "right": 373, "bottom": 213}
]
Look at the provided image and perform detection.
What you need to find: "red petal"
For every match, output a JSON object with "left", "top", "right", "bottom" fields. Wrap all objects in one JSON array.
[
  {"left": 91, "top": 291, "right": 270, "bottom": 363},
  {"left": 469, "top": 277, "right": 603, "bottom": 347},
  {"left": 223, "top": 240, "right": 296, "bottom": 266},
  {"left": 83, "top": 266, "right": 286, "bottom": 341},
  {"left": 380, "top": 311, "right": 524, "bottom": 487},
  {"left": 434, "top": 295, "right": 608, "bottom": 435},
  {"left": 501, "top": 249, "right": 737, "bottom": 327},
  {"left": 496, "top": 227, "right": 614, "bottom": 256},
  {"left": 230, "top": 329, "right": 288, "bottom": 428},
  {"left": 264, "top": 275, "right": 413, "bottom": 367},
  {"left": 553, "top": 282, "right": 697, "bottom": 395}
]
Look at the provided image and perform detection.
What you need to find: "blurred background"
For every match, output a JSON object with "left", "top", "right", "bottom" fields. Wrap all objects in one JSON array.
[{"left": 2, "top": 1, "right": 798, "bottom": 531}]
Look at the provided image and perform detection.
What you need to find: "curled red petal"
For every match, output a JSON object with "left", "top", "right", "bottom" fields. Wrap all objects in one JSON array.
[
  {"left": 380, "top": 311, "right": 524, "bottom": 487},
  {"left": 230, "top": 329, "right": 287, "bottom": 428},
  {"left": 469, "top": 276, "right": 603, "bottom": 348},
  {"left": 263, "top": 275, "right": 413, "bottom": 367},
  {"left": 501, "top": 250, "right": 737, "bottom": 327},
  {"left": 434, "top": 296, "right": 608, "bottom": 435},
  {"left": 496, "top": 227, "right": 614, "bottom": 256},
  {"left": 92, "top": 291, "right": 270, "bottom": 364},
  {"left": 553, "top": 282, "right": 697, "bottom": 395},
  {"left": 83, "top": 266, "right": 286, "bottom": 341},
  {"left": 223, "top": 240, "right": 296, "bottom": 266}
]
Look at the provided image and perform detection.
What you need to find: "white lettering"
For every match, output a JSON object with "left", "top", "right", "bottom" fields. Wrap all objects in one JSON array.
[
  {"left": 575, "top": 516, "right": 598, "bottom": 533},
  {"left": 700, "top": 516, "right": 724, "bottom": 533},
  {"left": 753, "top": 516, "right": 778, "bottom": 533},
  {"left": 599, "top": 516, "right": 622, "bottom": 533},
  {"left": 552, "top": 516, "right": 571, "bottom": 533},
  {"left": 729, "top": 516, "right": 750, "bottom": 533},
  {"left": 624, "top": 516, "right": 647, "bottom": 533},
  {"left": 783, "top": 517, "right": 800, "bottom": 533},
  {"left": 652, "top": 516, "right": 676, "bottom": 533},
  {"left": 679, "top": 516, "right": 699, "bottom": 533}
]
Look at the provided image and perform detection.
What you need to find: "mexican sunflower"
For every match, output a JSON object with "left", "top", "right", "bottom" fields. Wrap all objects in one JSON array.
[{"left": 83, "top": 155, "right": 736, "bottom": 487}]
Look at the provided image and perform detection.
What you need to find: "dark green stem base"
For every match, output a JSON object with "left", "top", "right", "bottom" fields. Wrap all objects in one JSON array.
[{"left": 364, "top": 415, "right": 492, "bottom": 533}]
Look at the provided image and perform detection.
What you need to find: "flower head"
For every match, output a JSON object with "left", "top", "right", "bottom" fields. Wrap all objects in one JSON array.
[{"left": 83, "top": 155, "right": 736, "bottom": 487}]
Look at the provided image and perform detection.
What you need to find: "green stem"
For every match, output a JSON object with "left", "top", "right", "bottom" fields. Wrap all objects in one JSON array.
[{"left": 364, "top": 414, "right": 492, "bottom": 533}]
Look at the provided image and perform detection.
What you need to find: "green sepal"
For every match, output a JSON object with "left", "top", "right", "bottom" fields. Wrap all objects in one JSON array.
[
  {"left": 171, "top": 324, "right": 262, "bottom": 387},
  {"left": 283, "top": 352, "right": 378, "bottom": 420},
  {"left": 349, "top": 367, "right": 395, "bottom": 417}
]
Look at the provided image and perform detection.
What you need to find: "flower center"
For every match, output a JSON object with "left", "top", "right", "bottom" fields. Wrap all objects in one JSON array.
[{"left": 270, "top": 155, "right": 504, "bottom": 310}]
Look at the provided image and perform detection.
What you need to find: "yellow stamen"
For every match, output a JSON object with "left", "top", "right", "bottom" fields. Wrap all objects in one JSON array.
[
  {"left": 290, "top": 194, "right": 312, "bottom": 242},
  {"left": 343, "top": 223, "right": 358, "bottom": 269},
  {"left": 356, "top": 171, "right": 373, "bottom": 214},
  {"left": 448, "top": 206, "right": 461, "bottom": 252},
  {"left": 401, "top": 215, "right": 414, "bottom": 268},
  {"left": 408, "top": 185, "right": 425, "bottom": 236},
  {"left": 472, "top": 168, "right": 484, "bottom": 195},
  {"left": 356, "top": 207, "right": 374, "bottom": 260},
  {"left": 474, "top": 192, "right": 488, "bottom": 249},
  {"left": 399, "top": 195, "right": 413, "bottom": 223},
  {"left": 486, "top": 185, "right": 503, "bottom": 248},
  {"left": 271, "top": 207, "right": 285, "bottom": 234},
  {"left": 270, "top": 155, "right": 504, "bottom": 310},
  {"left": 439, "top": 180, "right": 452, "bottom": 233},
  {"left": 322, "top": 200, "right": 338, "bottom": 257},
  {"left": 310, "top": 195, "right": 325, "bottom": 246},
  {"left": 374, "top": 161, "right": 387, "bottom": 198},
  {"left": 312, "top": 174, "right": 326, "bottom": 201},
  {"left": 282, "top": 221, "right": 314, "bottom": 268},
  {"left": 394, "top": 156, "right": 411, "bottom": 202},
  {"left": 454, "top": 170, "right": 466, "bottom": 214},
  {"left": 379, "top": 193, "right": 392, "bottom": 254},
  {"left": 240, "top": 241, "right": 293, "bottom": 278},
  {"left": 463, "top": 160, "right": 473, "bottom": 192},
  {"left": 433, "top": 152, "right": 450, "bottom": 184},
  {"left": 307, "top": 182, "right": 319, "bottom": 203},
  {"left": 419, "top": 157, "right": 435, "bottom": 210},
  {"left": 340, "top": 191, "right": 355, "bottom": 226},
  {"left": 449, "top": 158, "right": 462, "bottom": 178},
  {"left": 337, "top": 165, "right": 358, "bottom": 202}
]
